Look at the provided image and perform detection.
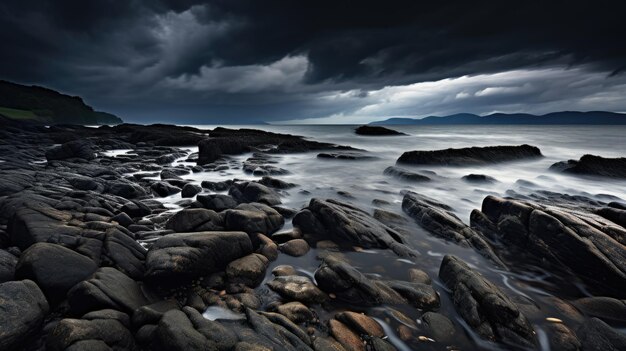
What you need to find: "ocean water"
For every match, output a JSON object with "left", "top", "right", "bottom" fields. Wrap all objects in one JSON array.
[{"left": 115, "top": 125, "right": 626, "bottom": 350}]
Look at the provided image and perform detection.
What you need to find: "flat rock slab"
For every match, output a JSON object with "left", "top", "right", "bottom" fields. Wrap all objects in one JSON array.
[
  {"left": 550, "top": 154, "right": 626, "bottom": 179},
  {"left": 397, "top": 144, "right": 542, "bottom": 166}
]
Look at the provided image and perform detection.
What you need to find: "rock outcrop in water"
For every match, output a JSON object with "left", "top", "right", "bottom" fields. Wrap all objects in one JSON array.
[
  {"left": 397, "top": 144, "right": 542, "bottom": 165},
  {"left": 355, "top": 125, "right": 406, "bottom": 136},
  {"left": 550, "top": 154, "right": 626, "bottom": 178}
]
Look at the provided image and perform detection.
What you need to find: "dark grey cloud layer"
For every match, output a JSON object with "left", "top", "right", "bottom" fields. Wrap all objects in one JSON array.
[{"left": 1, "top": 0, "right": 624, "bottom": 123}]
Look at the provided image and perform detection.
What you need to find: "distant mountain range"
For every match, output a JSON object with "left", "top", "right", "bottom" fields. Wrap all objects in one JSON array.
[
  {"left": 370, "top": 111, "right": 626, "bottom": 125},
  {"left": 0, "top": 80, "right": 122, "bottom": 125}
]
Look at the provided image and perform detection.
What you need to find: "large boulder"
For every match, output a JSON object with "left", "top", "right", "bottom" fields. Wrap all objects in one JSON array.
[
  {"left": 402, "top": 192, "right": 504, "bottom": 266},
  {"left": 165, "top": 208, "right": 224, "bottom": 232},
  {"left": 226, "top": 253, "right": 269, "bottom": 287},
  {"left": 229, "top": 181, "right": 282, "bottom": 205},
  {"left": 439, "top": 255, "right": 536, "bottom": 348},
  {"left": 47, "top": 317, "right": 134, "bottom": 351},
  {"left": 293, "top": 198, "right": 416, "bottom": 258},
  {"left": 383, "top": 166, "right": 431, "bottom": 182},
  {"left": 576, "top": 317, "right": 626, "bottom": 351},
  {"left": 15, "top": 242, "right": 98, "bottom": 304},
  {"left": 267, "top": 275, "right": 328, "bottom": 304},
  {"left": 67, "top": 267, "right": 149, "bottom": 315},
  {"left": 223, "top": 203, "right": 284, "bottom": 236},
  {"left": 45, "top": 139, "right": 96, "bottom": 161},
  {"left": 397, "top": 144, "right": 542, "bottom": 165},
  {"left": 0, "top": 280, "right": 49, "bottom": 350},
  {"left": 471, "top": 195, "right": 626, "bottom": 297},
  {"left": 196, "top": 194, "right": 238, "bottom": 212},
  {"left": 0, "top": 249, "right": 17, "bottom": 283},
  {"left": 550, "top": 154, "right": 626, "bottom": 179},
  {"left": 145, "top": 231, "right": 252, "bottom": 281}
]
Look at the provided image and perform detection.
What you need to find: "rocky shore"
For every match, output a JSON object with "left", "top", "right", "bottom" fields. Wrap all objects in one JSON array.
[{"left": 1, "top": 120, "right": 625, "bottom": 351}]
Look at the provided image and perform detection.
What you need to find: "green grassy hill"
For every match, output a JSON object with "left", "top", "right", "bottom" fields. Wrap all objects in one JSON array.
[{"left": 0, "top": 80, "right": 122, "bottom": 125}]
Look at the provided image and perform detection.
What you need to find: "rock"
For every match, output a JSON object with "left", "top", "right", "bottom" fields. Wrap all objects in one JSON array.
[
  {"left": 438, "top": 255, "right": 536, "bottom": 348},
  {"left": 408, "top": 268, "right": 431, "bottom": 284},
  {"left": 471, "top": 195, "right": 626, "bottom": 297},
  {"left": 0, "top": 280, "right": 49, "bottom": 350},
  {"left": 369, "top": 337, "right": 397, "bottom": 351},
  {"left": 45, "top": 140, "right": 96, "bottom": 161},
  {"left": 281, "top": 239, "right": 310, "bottom": 257},
  {"left": 120, "top": 201, "right": 151, "bottom": 218},
  {"left": 82, "top": 309, "right": 131, "bottom": 327},
  {"left": 576, "top": 317, "right": 626, "bottom": 351},
  {"left": 160, "top": 168, "right": 188, "bottom": 180},
  {"left": 573, "top": 297, "right": 626, "bottom": 323},
  {"left": 201, "top": 180, "right": 233, "bottom": 191},
  {"left": 328, "top": 319, "right": 365, "bottom": 351},
  {"left": 267, "top": 275, "right": 328, "bottom": 303},
  {"left": 462, "top": 174, "right": 497, "bottom": 183},
  {"left": 403, "top": 192, "right": 504, "bottom": 266},
  {"left": 293, "top": 198, "right": 416, "bottom": 258},
  {"left": 47, "top": 317, "right": 134, "bottom": 351},
  {"left": 397, "top": 144, "right": 542, "bottom": 165},
  {"left": 314, "top": 256, "right": 404, "bottom": 306},
  {"left": 595, "top": 206, "right": 626, "bottom": 229},
  {"left": 111, "top": 212, "right": 133, "bottom": 227},
  {"left": 197, "top": 194, "right": 239, "bottom": 212},
  {"left": 276, "top": 301, "right": 314, "bottom": 323},
  {"left": 145, "top": 231, "right": 252, "bottom": 281},
  {"left": 313, "top": 337, "right": 347, "bottom": 351},
  {"left": 226, "top": 253, "right": 269, "bottom": 287},
  {"left": 181, "top": 184, "right": 202, "bottom": 198},
  {"left": 271, "top": 230, "right": 302, "bottom": 243},
  {"left": 165, "top": 208, "right": 224, "bottom": 232},
  {"left": 547, "top": 323, "right": 581, "bottom": 351},
  {"left": 0, "top": 249, "right": 17, "bottom": 283},
  {"left": 336, "top": 311, "right": 384, "bottom": 338},
  {"left": 272, "top": 265, "right": 297, "bottom": 277},
  {"left": 257, "top": 176, "right": 297, "bottom": 189},
  {"left": 233, "top": 308, "right": 314, "bottom": 350},
  {"left": 151, "top": 181, "right": 181, "bottom": 197},
  {"left": 257, "top": 234, "right": 279, "bottom": 261},
  {"left": 355, "top": 125, "right": 405, "bottom": 136},
  {"left": 67, "top": 267, "right": 149, "bottom": 315},
  {"left": 317, "top": 152, "right": 376, "bottom": 160},
  {"left": 106, "top": 180, "right": 147, "bottom": 199},
  {"left": 15, "top": 242, "right": 98, "bottom": 304},
  {"left": 152, "top": 307, "right": 237, "bottom": 351},
  {"left": 386, "top": 281, "right": 440, "bottom": 310},
  {"left": 223, "top": 203, "right": 284, "bottom": 235},
  {"left": 550, "top": 154, "right": 626, "bottom": 179},
  {"left": 421, "top": 312, "right": 455, "bottom": 342},
  {"left": 229, "top": 182, "right": 282, "bottom": 205},
  {"left": 383, "top": 166, "right": 431, "bottom": 182},
  {"left": 257, "top": 311, "right": 312, "bottom": 345},
  {"left": 132, "top": 300, "right": 180, "bottom": 327}
]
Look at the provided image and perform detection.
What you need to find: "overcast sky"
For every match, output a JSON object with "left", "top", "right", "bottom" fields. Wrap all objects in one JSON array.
[{"left": 1, "top": 1, "right": 625, "bottom": 124}]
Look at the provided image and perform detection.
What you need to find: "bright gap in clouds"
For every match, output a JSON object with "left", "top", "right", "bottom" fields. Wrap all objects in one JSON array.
[{"left": 277, "top": 67, "right": 626, "bottom": 124}]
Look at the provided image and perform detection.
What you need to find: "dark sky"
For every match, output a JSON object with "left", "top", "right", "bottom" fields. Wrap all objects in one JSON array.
[{"left": 1, "top": 0, "right": 625, "bottom": 124}]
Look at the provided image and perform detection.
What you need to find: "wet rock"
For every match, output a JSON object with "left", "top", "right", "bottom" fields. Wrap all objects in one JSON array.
[
  {"left": 197, "top": 194, "right": 238, "bottom": 211},
  {"left": 258, "top": 311, "right": 312, "bottom": 345},
  {"left": 272, "top": 230, "right": 303, "bottom": 243},
  {"left": 267, "top": 275, "right": 328, "bottom": 303},
  {"left": 317, "top": 152, "right": 376, "bottom": 160},
  {"left": 293, "top": 198, "right": 416, "bottom": 258},
  {"left": 258, "top": 176, "right": 297, "bottom": 189},
  {"left": 0, "top": 280, "right": 49, "bottom": 350},
  {"left": 471, "top": 195, "right": 626, "bottom": 297},
  {"left": 386, "top": 281, "right": 440, "bottom": 310},
  {"left": 224, "top": 203, "right": 284, "bottom": 235},
  {"left": 595, "top": 206, "right": 626, "bottom": 229},
  {"left": 106, "top": 180, "right": 147, "bottom": 199},
  {"left": 132, "top": 300, "right": 180, "bottom": 327},
  {"left": 576, "top": 317, "right": 626, "bottom": 351},
  {"left": 408, "top": 268, "right": 432, "bottom": 284},
  {"left": 313, "top": 337, "right": 347, "bottom": 351},
  {"left": 403, "top": 192, "right": 504, "bottom": 266},
  {"left": 383, "top": 166, "right": 431, "bottom": 182},
  {"left": 397, "top": 144, "right": 542, "bottom": 165},
  {"left": 145, "top": 231, "right": 252, "bottom": 281},
  {"left": 45, "top": 139, "right": 96, "bottom": 161},
  {"left": 67, "top": 267, "right": 149, "bottom": 315},
  {"left": 243, "top": 153, "right": 290, "bottom": 176},
  {"left": 120, "top": 201, "right": 151, "bottom": 218},
  {"left": 151, "top": 181, "right": 181, "bottom": 197},
  {"left": 438, "top": 255, "right": 536, "bottom": 348},
  {"left": 15, "top": 242, "right": 98, "bottom": 304},
  {"left": 314, "top": 256, "right": 404, "bottom": 306},
  {"left": 152, "top": 307, "right": 237, "bottom": 351},
  {"left": 421, "top": 312, "right": 455, "bottom": 342},
  {"left": 232, "top": 308, "right": 314, "bottom": 350},
  {"left": 201, "top": 180, "right": 233, "bottom": 191},
  {"left": 550, "top": 154, "right": 626, "bottom": 179},
  {"left": 0, "top": 249, "right": 17, "bottom": 283},
  {"left": 165, "top": 208, "right": 224, "bottom": 232},
  {"left": 111, "top": 212, "right": 133, "bottom": 227},
  {"left": 329, "top": 319, "right": 365, "bottom": 351},
  {"left": 276, "top": 301, "right": 314, "bottom": 323},
  {"left": 281, "top": 238, "right": 310, "bottom": 257},
  {"left": 226, "top": 253, "right": 269, "bottom": 287},
  {"left": 462, "top": 174, "right": 497, "bottom": 183},
  {"left": 272, "top": 265, "right": 297, "bottom": 277},
  {"left": 47, "top": 317, "right": 134, "bottom": 351},
  {"left": 229, "top": 181, "right": 282, "bottom": 205},
  {"left": 573, "top": 297, "right": 626, "bottom": 323},
  {"left": 336, "top": 311, "right": 384, "bottom": 338},
  {"left": 547, "top": 323, "right": 581, "bottom": 351},
  {"left": 369, "top": 337, "right": 397, "bottom": 351},
  {"left": 181, "top": 184, "right": 202, "bottom": 198},
  {"left": 355, "top": 125, "right": 405, "bottom": 136}
]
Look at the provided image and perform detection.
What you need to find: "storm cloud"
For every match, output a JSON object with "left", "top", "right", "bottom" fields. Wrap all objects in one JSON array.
[{"left": 1, "top": 0, "right": 624, "bottom": 123}]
